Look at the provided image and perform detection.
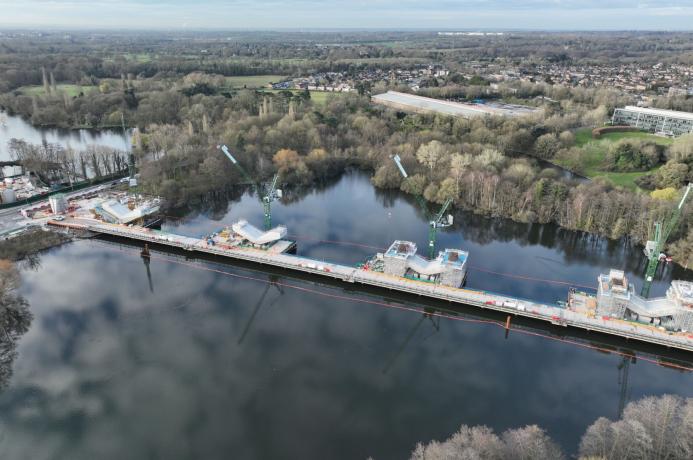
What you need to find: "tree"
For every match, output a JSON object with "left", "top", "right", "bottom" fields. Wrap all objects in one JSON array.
[
  {"left": 400, "top": 174, "right": 428, "bottom": 197},
  {"left": 654, "top": 162, "right": 689, "bottom": 189},
  {"left": 559, "top": 130, "right": 576, "bottom": 147},
  {"left": 535, "top": 133, "right": 561, "bottom": 159},
  {"left": 475, "top": 148, "right": 506, "bottom": 171},
  {"left": 417, "top": 140, "right": 446, "bottom": 175},
  {"left": 668, "top": 133, "right": 693, "bottom": 162},
  {"left": 409, "top": 424, "right": 564, "bottom": 460},
  {"left": 605, "top": 140, "right": 660, "bottom": 172},
  {"left": 650, "top": 187, "right": 678, "bottom": 201},
  {"left": 273, "top": 148, "right": 313, "bottom": 185},
  {"left": 450, "top": 153, "right": 472, "bottom": 195},
  {"left": 579, "top": 394, "right": 693, "bottom": 460}
]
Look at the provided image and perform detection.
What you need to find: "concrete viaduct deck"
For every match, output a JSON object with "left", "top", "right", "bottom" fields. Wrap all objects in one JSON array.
[{"left": 49, "top": 218, "right": 693, "bottom": 353}]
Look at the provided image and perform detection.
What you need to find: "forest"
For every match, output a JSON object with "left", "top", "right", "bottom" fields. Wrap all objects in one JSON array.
[{"left": 2, "top": 31, "right": 693, "bottom": 265}]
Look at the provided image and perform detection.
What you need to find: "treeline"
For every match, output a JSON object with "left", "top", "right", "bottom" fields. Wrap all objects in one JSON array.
[
  {"left": 3, "top": 30, "right": 693, "bottom": 95},
  {"left": 7, "top": 139, "right": 129, "bottom": 182},
  {"left": 407, "top": 394, "right": 693, "bottom": 460},
  {"left": 8, "top": 68, "right": 692, "bottom": 265},
  {"left": 119, "top": 84, "right": 693, "bottom": 265}
]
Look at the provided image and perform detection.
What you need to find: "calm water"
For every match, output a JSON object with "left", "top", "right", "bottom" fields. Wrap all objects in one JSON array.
[
  {"left": 0, "top": 111, "right": 131, "bottom": 162},
  {"left": 1, "top": 172, "right": 692, "bottom": 460}
]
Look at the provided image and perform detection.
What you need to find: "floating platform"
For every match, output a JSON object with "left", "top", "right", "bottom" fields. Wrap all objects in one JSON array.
[{"left": 48, "top": 217, "right": 693, "bottom": 353}]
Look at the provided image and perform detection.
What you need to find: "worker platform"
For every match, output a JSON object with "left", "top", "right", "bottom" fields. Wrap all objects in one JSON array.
[{"left": 47, "top": 217, "right": 693, "bottom": 353}]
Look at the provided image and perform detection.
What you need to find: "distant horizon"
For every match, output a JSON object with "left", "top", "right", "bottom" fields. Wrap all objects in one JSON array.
[
  {"left": 1, "top": 26, "right": 693, "bottom": 33},
  {"left": 1, "top": 1, "right": 693, "bottom": 31}
]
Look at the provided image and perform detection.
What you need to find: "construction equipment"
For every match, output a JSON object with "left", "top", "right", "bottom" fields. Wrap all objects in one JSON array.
[
  {"left": 218, "top": 145, "right": 282, "bottom": 230},
  {"left": 641, "top": 183, "right": 692, "bottom": 298},
  {"left": 392, "top": 154, "right": 454, "bottom": 258}
]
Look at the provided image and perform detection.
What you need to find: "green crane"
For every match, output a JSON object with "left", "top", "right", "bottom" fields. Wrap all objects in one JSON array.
[
  {"left": 393, "top": 154, "right": 454, "bottom": 258},
  {"left": 219, "top": 145, "right": 282, "bottom": 230},
  {"left": 641, "top": 183, "right": 692, "bottom": 298}
]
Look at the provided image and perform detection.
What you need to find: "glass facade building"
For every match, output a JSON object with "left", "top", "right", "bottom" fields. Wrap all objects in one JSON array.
[{"left": 612, "top": 106, "right": 693, "bottom": 137}]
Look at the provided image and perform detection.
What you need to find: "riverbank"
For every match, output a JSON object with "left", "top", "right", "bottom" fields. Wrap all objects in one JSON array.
[{"left": 0, "top": 227, "right": 71, "bottom": 261}]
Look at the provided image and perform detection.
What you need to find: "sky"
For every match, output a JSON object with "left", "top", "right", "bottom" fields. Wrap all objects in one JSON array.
[{"left": 1, "top": 1, "right": 693, "bottom": 30}]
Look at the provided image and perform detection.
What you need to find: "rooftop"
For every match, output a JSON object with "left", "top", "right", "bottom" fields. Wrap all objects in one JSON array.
[
  {"left": 372, "top": 91, "right": 539, "bottom": 118},
  {"left": 385, "top": 240, "right": 417, "bottom": 259},
  {"left": 441, "top": 249, "right": 468, "bottom": 268},
  {"left": 619, "top": 106, "right": 693, "bottom": 122}
]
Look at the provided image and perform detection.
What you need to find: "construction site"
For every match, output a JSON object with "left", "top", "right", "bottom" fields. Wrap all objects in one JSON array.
[{"left": 39, "top": 145, "right": 693, "bottom": 354}]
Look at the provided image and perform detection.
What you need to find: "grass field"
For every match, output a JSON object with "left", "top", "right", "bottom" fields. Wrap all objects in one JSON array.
[
  {"left": 556, "top": 128, "right": 674, "bottom": 191},
  {"left": 103, "top": 53, "right": 153, "bottom": 63},
  {"left": 575, "top": 128, "right": 674, "bottom": 148},
  {"left": 225, "top": 75, "right": 286, "bottom": 89},
  {"left": 19, "top": 84, "right": 96, "bottom": 97}
]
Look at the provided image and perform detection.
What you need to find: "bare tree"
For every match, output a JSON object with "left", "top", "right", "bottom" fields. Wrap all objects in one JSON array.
[
  {"left": 409, "top": 424, "right": 564, "bottom": 460},
  {"left": 417, "top": 140, "right": 446, "bottom": 176},
  {"left": 579, "top": 395, "right": 693, "bottom": 460}
]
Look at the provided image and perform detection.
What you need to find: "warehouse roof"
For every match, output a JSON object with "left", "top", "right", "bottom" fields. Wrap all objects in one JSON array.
[{"left": 372, "top": 91, "right": 539, "bottom": 118}]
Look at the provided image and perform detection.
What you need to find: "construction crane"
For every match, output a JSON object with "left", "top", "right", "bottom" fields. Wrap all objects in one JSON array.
[
  {"left": 392, "top": 154, "right": 453, "bottom": 258},
  {"left": 641, "top": 183, "right": 692, "bottom": 298},
  {"left": 614, "top": 184, "right": 692, "bottom": 419},
  {"left": 218, "top": 145, "right": 282, "bottom": 230}
]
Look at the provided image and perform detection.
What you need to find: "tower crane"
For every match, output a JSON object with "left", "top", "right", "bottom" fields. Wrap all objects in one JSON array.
[
  {"left": 641, "top": 183, "right": 692, "bottom": 298},
  {"left": 614, "top": 184, "right": 692, "bottom": 418},
  {"left": 218, "top": 145, "right": 282, "bottom": 230},
  {"left": 392, "top": 154, "right": 454, "bottom": 258}
]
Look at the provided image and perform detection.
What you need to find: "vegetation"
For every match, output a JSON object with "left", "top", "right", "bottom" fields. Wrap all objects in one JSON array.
[
  {"left": 0, "top": 228, "right": 71, "bottom": 261},
  {"left": 552, "top": 128, "right": 675, "bottom": 190},
  {"left": 407, "top": 394, "right": 693, "bottom": 460},
  {"left": 18, "top": 83, "right": 96, "bottom": 98},
  {"left": 410, "top": 424, "right": 564, "bottom": 460},
  {"left": 2, "top": 31, "right": 693, "bottom": 266},
  {"left": 224, "top": 75, "right": 286, "bottom": 88}
]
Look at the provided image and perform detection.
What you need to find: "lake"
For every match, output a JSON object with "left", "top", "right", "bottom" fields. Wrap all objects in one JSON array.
[
  {"left": 0, "top": 111, "right": 131, "bottom": 162},
  {"left": 1, "top": 171, "right": 691, "bottom": 460}
]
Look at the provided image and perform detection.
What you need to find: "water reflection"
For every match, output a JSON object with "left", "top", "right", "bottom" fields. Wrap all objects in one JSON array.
[
  {"left": 0, "top": 111, "right": 131, "bottom": 161},
  {"left": 164, "top": 171, "right": 692, "bottom": 303},
  {"left": 0, "top": 172, "right": 691, "bottom": 460},
  {"left": 0, "top": 261, "right": 33, "bottom": 391}
]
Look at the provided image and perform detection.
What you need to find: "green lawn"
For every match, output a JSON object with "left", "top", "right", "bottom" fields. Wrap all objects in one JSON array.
[
  {"left": 225, "top": 75, "right": 286, "bottom": 89},
  {"left": 19, "top": 84, "right": 96, "bottom": 97},
  {"left": 575, "top": 128, "right": 674, "bottom": 147},
  {"left": 557, "top": 128, "right": 674, "bottom": 191}
]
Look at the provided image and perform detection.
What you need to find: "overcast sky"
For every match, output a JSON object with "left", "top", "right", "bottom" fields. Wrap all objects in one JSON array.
[{"left": 1, "top": 1, "right": 693, "bottom": 30}]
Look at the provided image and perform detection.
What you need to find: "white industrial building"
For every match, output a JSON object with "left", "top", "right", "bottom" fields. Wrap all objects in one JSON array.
[
  {"left": 612, "top": 106, "right": 693, "bottom": 137},
  {"left": 372, "top": 91, "right": 540, "bottom": 118}
]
